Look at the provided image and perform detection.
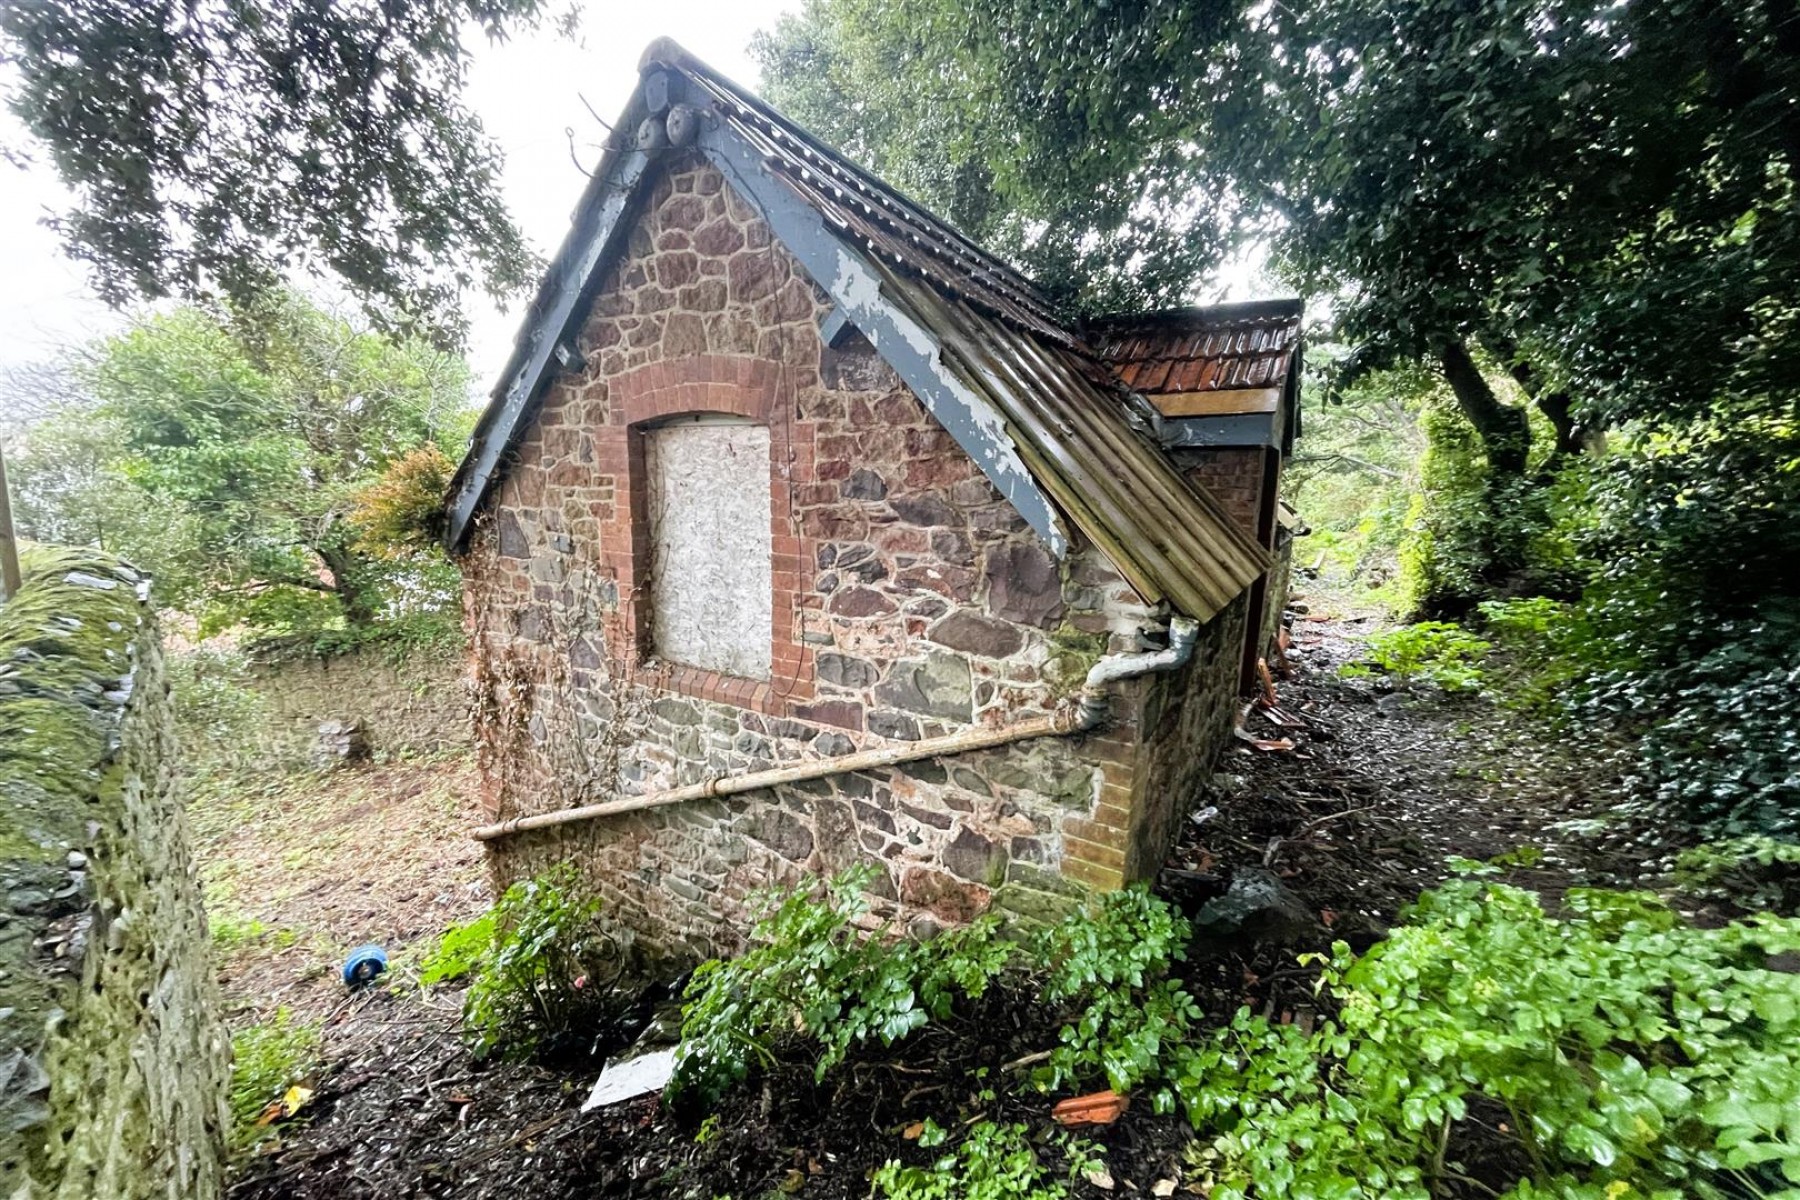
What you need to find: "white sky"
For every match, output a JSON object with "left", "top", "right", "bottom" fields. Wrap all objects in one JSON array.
[
  {"left": 0, "top": 2, "right": 1280, "bottom": 396},
  {"left": 0, "top": 2, "right": 795, "bottom": 390}
]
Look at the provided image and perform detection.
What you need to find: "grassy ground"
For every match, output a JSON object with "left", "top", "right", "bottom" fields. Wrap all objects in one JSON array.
[{"left": 189, "top": 753, "right": 491, "bottom": 1025}]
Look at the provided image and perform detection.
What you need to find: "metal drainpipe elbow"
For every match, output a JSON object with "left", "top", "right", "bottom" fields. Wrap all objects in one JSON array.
[{"left": 1076, "top": 616, "right": 1203, "bottom": 730}]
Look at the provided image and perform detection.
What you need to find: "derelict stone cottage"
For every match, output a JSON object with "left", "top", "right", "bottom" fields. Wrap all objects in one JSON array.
[{"left": 445, "top": 40, "right": 1305, "bottom": 954}]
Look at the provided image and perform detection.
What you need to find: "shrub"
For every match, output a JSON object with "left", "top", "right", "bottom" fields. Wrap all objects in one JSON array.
[
  {"left": 1398, "top": 400, "right": 1499, "bottom": 613},
  {"left": 347, "top": 443, "right": 456, "bottom": 560},
  {"left": 1674, "top": 835, "right": 1800, "bottom": 914},
  {"left": 418, "top": 865, "right": 622, "bottom": 1062},
  {"left": 1343, "top": 621, "right": 1491, "bottom": 693},
  {"left": 1582, "top": 613, "right": 1800, "bottom": 835},
  {"left": 1566, "top": 423, "right": 1800, "bottom": 834},
  {"left": 229, "top": 1008, "right": 321, "bottom": 1150},
  {"left": 872, "top": 1119, "right": 1101, "bottom": 1200},
  {"left": 1175, "top": 868, "right": 1800, "bottom": 1200},
  {"left": 1030, "top": 886, "right": 1203, "bottom": 1102},
  {"left": 670, "top": 874, "right": 1209, "bottom": 1113},
  {"left": 668, "top": 865, "right": 1016, "bottom": 1109}
]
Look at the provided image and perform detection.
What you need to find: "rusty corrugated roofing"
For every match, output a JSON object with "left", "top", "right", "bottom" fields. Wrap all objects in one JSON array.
[
  {"left": 1088, "top": 302, "right": 1303, "bottom": 395},
  {"left": 868, "top": 262, "right": 1268, "bottom": 617}
]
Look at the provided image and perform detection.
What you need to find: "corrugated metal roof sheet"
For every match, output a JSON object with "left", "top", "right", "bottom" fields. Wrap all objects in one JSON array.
[
  {"left": 1088, "top": 302, "right": 1303, "bottom": 395},
  {"left": 869, "top": 262, "right": 1267, "bottom": 617}
]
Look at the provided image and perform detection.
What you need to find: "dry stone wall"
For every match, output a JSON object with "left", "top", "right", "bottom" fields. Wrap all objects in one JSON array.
[
  {"left": 0, "top": 550, "right": 229, "bottom": 1200},
  {"left": 461, "top": 154, "right": 1244, "bottom": 951},
  {"left": 243, "top": 644, "right": 468, "bottom": 767}
]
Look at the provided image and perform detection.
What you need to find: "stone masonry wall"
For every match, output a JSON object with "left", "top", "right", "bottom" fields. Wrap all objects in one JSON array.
[
  {"left": 1133, "top": 595, "right": 1250, "bottom": 878},
  {"left": 244, "top": 644, "right": 469, "bottom": 767},
  {"left": 459, "top": 154, "right": 1234, "bottom": 953},
  {"left": 0, "top": 550, "right": 229, "bottom": 1200}
]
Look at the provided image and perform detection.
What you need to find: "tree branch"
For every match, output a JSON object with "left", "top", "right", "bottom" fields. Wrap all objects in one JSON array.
[{"left": 1290, "top": 452, "right": 1403, "bottom": 479}]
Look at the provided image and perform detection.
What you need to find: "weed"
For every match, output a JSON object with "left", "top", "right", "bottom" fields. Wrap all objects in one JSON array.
[
  {"left": 417, "top": 865, "right": 621, "bottom": 1062},
  {"left": 669, "top": 865, "right": 1016, "bottom": 1109},
  {"left": 1172, "top": 869, "right": 1800, "bottom": 1199},
  {"left": 1030, "top": 886, "right": 1203, "bottom": 1103},
  {"left": 872, "top": 1120, "right": 1101, "bottom": 1200},
  {"left": 229, "top": 1008, "right": 322, "bottom": 1150},
  {"left": 1342, "top": 621, "right": 1491, "bottom": 693},
  {"left": 211, "top": 913, "right": 270, "bottom": 950}
]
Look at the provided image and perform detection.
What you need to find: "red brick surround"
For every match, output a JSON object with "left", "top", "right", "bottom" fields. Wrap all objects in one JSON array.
[{"left": 598, "top": 354, "right": 817, "bottom": 713}]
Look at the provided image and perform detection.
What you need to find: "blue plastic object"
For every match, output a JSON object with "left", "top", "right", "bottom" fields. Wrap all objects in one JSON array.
[{"left": 342, "top": 943, "right": 389, "bottom": 987}]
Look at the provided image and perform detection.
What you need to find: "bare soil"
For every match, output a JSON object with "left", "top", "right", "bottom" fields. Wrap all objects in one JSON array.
[{"left": 216, "top": 602, "right": 1648, "bottom": 1199}]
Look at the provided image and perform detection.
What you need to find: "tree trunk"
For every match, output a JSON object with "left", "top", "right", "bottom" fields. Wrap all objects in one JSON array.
[
  {"left": 1440, "top": 341, "right": 1531, "bottom": 476},
  {"left": 315, "top": 540, "right": 380, "bottom": 627},
  {"left": 1494, "top": 352, "right": 1584, "bottom": 461}
]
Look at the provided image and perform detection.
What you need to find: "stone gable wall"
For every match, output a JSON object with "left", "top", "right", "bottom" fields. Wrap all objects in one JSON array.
[{"left": 459, "top": 155, "right": 1241, "bottom": 950}]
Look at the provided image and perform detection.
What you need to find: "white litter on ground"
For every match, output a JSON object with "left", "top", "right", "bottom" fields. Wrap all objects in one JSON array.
[{"left": 580, "top": 1047, "right": 679, "bottom": 1112}]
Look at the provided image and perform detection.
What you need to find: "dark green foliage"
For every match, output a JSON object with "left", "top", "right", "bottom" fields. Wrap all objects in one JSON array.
[
  {"left": 1031, "top": 886, "right": 1201, "bottom": 1099},
  {"left": 0, "top": 0, "right": 550, "bottom": 343},
  {"left": 1175, "top": 870, "right": 1800, "bottom": 1200},
  {"left": 418, "top": 865, "right": 621, "bottom": 1062},
  {"left": 668, "top": 865, "right": 1017, "bottom": 1109},
  {"left": 1674, "top": 837, "right": 1800, "bottom": 915},
  {"left": 7, "top": 293, "right": 471, "bottom": 643},
  {"left": 1568, "top": 424, "right": 1800, "bottom": 833}
]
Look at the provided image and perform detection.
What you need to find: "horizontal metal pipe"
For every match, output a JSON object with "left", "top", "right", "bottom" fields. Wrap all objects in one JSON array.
[
  {"left": 471, "top": 617, "right": 1203, "bottom": 844},
  {"left": 471, "top": 708, "right": 1088, "bottom": 842}
]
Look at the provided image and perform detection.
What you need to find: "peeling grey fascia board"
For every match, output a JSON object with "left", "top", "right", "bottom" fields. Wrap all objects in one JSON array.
[
  {"left": 444, "top": 147, "right": 654, "bottom": 550},
  {"left": 696, "top": 126, "right": 1070, "bottom": 557},
  {"left": 1160, "top": 412, "right": 1282, "bottom": 449}
]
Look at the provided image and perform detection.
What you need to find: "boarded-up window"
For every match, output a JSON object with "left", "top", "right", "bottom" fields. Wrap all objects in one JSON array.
[{"left": 646, "top": 419, "right": 772, "bottom": 679}]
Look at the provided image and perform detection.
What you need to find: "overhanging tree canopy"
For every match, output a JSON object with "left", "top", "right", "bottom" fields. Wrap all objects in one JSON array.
[{"left": 0, "top": 0, "right": 562, "bottom": 344}]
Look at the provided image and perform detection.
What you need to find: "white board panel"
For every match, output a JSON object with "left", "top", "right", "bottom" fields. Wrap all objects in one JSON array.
[{"left": 646, "top": 420, "right": 773, "bottom": 679}]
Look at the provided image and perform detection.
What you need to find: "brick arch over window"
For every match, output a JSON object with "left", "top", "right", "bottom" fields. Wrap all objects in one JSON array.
[
  {"left": 612, "top": 354, "right": 781, "bottom": 427},
  {"left": 595, "top": 355, "right": 816, "bottom": 712}
]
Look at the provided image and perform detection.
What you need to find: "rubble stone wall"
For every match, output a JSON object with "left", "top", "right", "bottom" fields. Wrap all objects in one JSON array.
[
  {"left": 1132, "top": 595, "right": 1250, "bottom": 878},
  {"left": 244, "top": 643, "right": 468, "bottom": 767},
  {"left": 460, "top": 155, "right": 1241, "bottom": 951},
  {"left": 0, "top": 550, "right": 229, "bottom": 1200}
]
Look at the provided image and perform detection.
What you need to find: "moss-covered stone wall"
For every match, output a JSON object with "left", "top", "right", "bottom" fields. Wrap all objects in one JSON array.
[
  {"left": 0, "top": 548, "right": 229, "bottom": 1199},
  {"left": 244, "top": 644, "right": 468, "bottom": 767}
]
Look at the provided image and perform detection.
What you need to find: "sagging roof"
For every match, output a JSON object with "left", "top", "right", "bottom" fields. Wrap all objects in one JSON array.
[
  {"left": 1088, "top": 301, "right": 1304, "bottom": 396},
  {"left": 445, "top": 38, "right": 1272, "bottom": 622}
]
